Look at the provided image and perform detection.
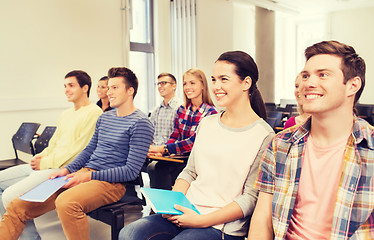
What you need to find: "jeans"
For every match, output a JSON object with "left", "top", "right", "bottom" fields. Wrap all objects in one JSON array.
[
  {"left": 119, "top": 214, "right": 245, "bottom": 240},
  {"left": 0, "top": 164, "right": 42, "bottom": 240}
]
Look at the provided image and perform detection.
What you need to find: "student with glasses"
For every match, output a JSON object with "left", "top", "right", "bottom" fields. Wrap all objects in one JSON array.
[
  {"left": 149, "top": 73, "right": 182, "bottom": 146},
  {"left": 147, "top": 73, "right": 182, "bottom": 189},
  {"left": 147, "top": 68, "right": 217, "bottom": 190}
]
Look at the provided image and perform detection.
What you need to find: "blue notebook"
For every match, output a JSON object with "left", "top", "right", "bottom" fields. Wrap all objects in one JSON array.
[
  {"left": 140, "top": 188, "right": 200, "bottom": 215},
  {"left": 19, "top": 177, "right": 70, "bottom": 202}
]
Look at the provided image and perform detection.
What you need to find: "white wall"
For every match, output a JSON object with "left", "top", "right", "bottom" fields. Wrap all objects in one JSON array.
[
  {"left": 196, "top": 0, "right": 256, "bottom": 77},
  {"left": 154, "top": 0, "right": 172, "bottom": 75},
  {"left": 153, "top": 0, "right": 172, "bottom": 107},
  {"left": 329, "top": 7, "right": 374, "bottom": 104},
  {"left": 255, "top": 7, "right": 275, "bottom": 102},
  {"left": 2, "top": 1, "right": 374, "bottom": 160},
  {"left": 196, "top": 0, "right": 233, "bottom": 77},
  {"left": 0, "top": 0, "right": 125, "bottom": 159}
]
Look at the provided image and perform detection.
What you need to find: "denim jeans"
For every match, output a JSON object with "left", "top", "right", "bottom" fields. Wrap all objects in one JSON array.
[{"left": 119, "top": 214, "right": 245, "bottom": 240}]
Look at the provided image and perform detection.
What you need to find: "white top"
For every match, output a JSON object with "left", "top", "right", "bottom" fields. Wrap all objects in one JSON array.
[{"left": 178, "top": 113, "right": 274, "bottom": 236}]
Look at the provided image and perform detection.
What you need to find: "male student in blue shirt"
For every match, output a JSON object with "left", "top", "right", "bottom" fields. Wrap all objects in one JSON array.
[{"left": 0, "top": 67, "right": 154, "bottom": 240}]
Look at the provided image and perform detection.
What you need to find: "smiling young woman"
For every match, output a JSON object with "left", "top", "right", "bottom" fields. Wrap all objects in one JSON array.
[
  {"left": 121, "top": 51, "right": 274, "bottom": 240},
  {"left": 147, "top": 68, "right": 217, "bottom": 191},
  {"left": 96, "top": 76, "right": 113, "bottom": 112}
]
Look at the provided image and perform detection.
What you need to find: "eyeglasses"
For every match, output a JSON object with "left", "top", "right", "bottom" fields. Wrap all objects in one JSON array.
[{"left": 156, "top": 81, "right": 173, "bottom": 87}]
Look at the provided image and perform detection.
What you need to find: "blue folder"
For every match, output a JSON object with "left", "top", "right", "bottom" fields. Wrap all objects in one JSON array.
[
  {"left": 19, "top": 177, "right": 70, "bottom": 202},
  {"left": 140, "top": 187, "right": 200, "bottom": 215}
]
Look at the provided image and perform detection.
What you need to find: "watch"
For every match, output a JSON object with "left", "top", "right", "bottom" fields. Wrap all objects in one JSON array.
[{"left": 163, "top": 145, "right": 169, "bottom": 155}]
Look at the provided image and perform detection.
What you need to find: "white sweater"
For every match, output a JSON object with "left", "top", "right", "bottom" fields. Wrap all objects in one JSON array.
[{"left": 178, "top": 113, "right": 274, "bottom": 236}]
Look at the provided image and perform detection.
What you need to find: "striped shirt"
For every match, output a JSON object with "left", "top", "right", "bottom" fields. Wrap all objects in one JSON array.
[
  {"left": 150, "top": 97, "right": 181, "bottom": 145},
  {"left": 66, "top": 109, "right": 154, "bottom": 183},
  {"left": 166, "top": 102, "right": 217, "bottom": 155},
  {"left": 255, "top": 117, "right": 374, "bottom": 240}
]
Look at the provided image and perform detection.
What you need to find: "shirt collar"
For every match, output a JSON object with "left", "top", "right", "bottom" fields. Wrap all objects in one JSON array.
[
  {"left": 288, "top": 116, "right": 374, "bottom": 149},
  {"left": 187, "top": 102, "right": 210, "bottom": 113},
  {"left": 287, "top": 116, "right": 311, "bottom": 144},
  {"left": 160, "top": 96, "right": 179, "bottom": 109},
  {"left": 352, "top": 117, "right": 374, "bottom": 149}
]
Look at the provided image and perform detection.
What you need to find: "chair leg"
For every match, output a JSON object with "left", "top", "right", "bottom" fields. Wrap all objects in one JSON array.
[{"left": 111, "top": 208, "right": 125, "bottom": 240}]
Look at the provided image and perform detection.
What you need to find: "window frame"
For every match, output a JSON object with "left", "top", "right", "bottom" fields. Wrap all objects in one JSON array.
[{"left": 129, "top": 0, "right": 155, "bottom": 114}]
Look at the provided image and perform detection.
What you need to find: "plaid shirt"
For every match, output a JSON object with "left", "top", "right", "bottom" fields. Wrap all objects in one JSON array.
[
  {"left": 255, "top": 117, "right": 374, "bottom": 240},
  {"left": 166, "top": 102, "right": 217, "bottom": 155},
  {"left": 150, "top": 97, "right": 181, "bottom": 145}
]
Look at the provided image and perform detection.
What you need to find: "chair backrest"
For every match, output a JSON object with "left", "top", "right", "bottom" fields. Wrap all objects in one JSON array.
[
  {"left": 34, "top": 126, "right": 57, "bottom": 154},
  {"left": 356, "top": 104, "right": 373, "bottom": 117},
  {"left": 267, "top": 111, "right": 283, "bottom": 128},
  {"left": 12, "top": 122, "right": 41, "bottom": 158},
  {"left": 355, "top": 104, "right": 374, "bottom": 125},
  {"left": 265, "top": 102, "right": 277, "bottom": 112},
  {"left": 266, "top": 117, "right": 277, "bottom": 128}
]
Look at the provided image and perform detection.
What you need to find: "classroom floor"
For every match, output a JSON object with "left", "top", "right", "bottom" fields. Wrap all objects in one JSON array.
[{"left": 36, "top": 173, "right": 151, "bottom": 240}]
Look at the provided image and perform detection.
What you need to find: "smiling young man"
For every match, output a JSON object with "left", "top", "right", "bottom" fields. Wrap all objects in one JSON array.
[
  {"left": 146, "top": 73, "right": 183, "bottom": 189},
  {"left": 0, "top": 67, "right": 154, "bottom": 240},
  {"left": 0, "top": 70, "right": 102, "bottom": 240},
  {"left": 249, "top": 41, "right": 374, "bottom": 239},
  {"left": 149, "top": 73, "right": 181, "bottom": 146}
]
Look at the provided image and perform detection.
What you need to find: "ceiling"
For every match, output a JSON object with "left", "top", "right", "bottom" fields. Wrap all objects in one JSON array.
[{"left": 246, "top": 0, "right": 374, "bottom": 14}]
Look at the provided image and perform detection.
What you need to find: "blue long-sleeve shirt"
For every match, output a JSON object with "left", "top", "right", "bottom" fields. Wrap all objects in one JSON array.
[{"left": 66, "top": 109, "right": 154, "bottom": 183}]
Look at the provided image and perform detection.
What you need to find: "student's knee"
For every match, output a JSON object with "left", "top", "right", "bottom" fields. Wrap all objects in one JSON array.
[
  {"left": 2, "top": 187, "right": 19, "bottom": 208},
  {"left": 119, "top": 218, "right": 145, "bottom": 240},
  {"left": 119, "top": 215, "right": 164, "bottom": 240},
  {"left": 147, "top": 161, "right": 157, "bottom": 175},
  {"left": 55, "top": 193, "right": 79, "bottom": 215},
  {"left": 5, "top": 198, "right": 29, "bottom": 222}
]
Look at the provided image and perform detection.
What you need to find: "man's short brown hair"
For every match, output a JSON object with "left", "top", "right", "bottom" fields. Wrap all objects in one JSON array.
[
  {"left": 108, "top": 67, "right": 138, "bottom": 98},
  {"left": 305, "top": 40, "right": 366, "bottom": 104}
]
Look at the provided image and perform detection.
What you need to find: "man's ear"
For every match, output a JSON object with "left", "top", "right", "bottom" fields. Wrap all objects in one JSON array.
[
  {"left": 128, "top": 87, "right": 135, "bottom": 96},
  {"left": 346, "top": 76, "right": 362, "bottom": 98},
  {"left": 243, "top": 76, "right": 252, "bottom": 92},
  {"left": 83, "top": 85, "right": 89, "bottom": 94}
]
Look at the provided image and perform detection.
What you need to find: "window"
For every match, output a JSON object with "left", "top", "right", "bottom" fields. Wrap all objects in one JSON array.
[
  {"left": 129, "top": 0, "right": 154, "bottom": 114},
  {"left": 274, "top": 12, "right": 327, "bottom": 103}
]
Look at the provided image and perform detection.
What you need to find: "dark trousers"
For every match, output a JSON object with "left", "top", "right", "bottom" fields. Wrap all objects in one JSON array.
[{"left": 147, "top": 161, "right": 186, "bottom": 190}]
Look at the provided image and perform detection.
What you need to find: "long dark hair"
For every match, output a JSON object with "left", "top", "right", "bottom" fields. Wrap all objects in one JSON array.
[{"left": 216, "top": 51, "right": 267, "bottom": 120}]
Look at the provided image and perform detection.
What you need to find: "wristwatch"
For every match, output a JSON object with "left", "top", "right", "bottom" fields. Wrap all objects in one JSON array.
[{"left": 163, "top": 145, "right": 169, "bottom": 155}]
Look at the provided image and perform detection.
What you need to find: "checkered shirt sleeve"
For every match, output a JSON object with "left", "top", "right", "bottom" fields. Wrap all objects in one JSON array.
[{"left": 166, "top": 103, "right": 217, "bottom": 155}]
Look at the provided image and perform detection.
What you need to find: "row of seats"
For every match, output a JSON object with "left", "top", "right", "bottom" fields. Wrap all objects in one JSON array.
[
  {"left": 355, "top": 103, "right": 374, "bottom": 125},
  {"left": 0, "top": 123, "right": 56, "bottom": 170},
  {"left": 265, "top": 102, "right": 374, "bottom": 132},
  {"left": 265, "top": 103, "right": 299, "bottom": 131}
]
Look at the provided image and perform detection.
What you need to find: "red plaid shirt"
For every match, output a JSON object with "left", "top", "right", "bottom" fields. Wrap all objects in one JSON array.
[{"left": 166, "top": 103, "right": 217, "bottom": 155}]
